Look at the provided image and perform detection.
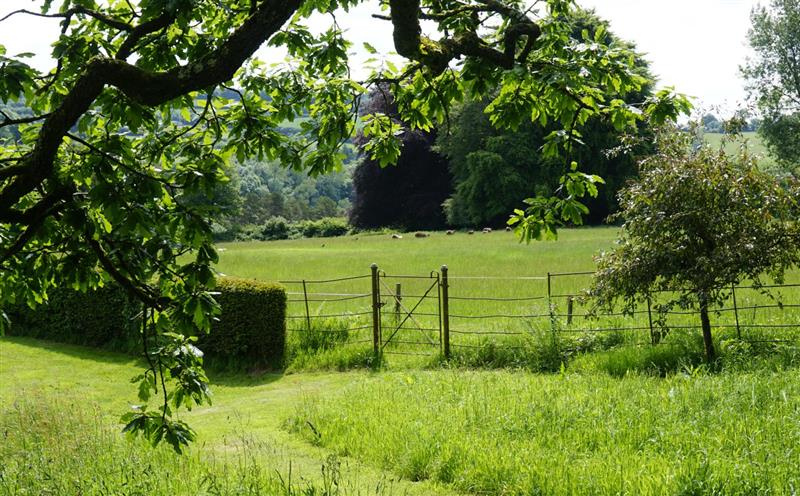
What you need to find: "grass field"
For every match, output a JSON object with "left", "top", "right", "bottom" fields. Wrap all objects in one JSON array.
[
  {"left": 0, "top": 337, "right": 454, "bottom": 496},
  {"left": 3, "top": 228, "right": 800, "bottom": 495},
  {"left": 289, "top": 368, "right": 800, "bottom": 495},
  {"left": 215, "top": 228, "right": 800, "bottom": 370},
  {"left": 3, "top": 335, "right": 799, "bottom": 495},
  {"left": 703, "top": 131, "right": 778, "bottom": 171}
]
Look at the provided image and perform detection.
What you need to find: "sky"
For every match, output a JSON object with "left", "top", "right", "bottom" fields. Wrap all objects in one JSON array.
[{"left": 0, "top": 0, "right": 763, "bottom": 116}]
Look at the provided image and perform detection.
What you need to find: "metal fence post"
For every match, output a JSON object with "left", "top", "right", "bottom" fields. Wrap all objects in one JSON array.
[
  {"left": 547, "top": 272, "right": 558, "bottom": 349},
  {"left": 647, "top": 296, "right": 656, "bottom": 344},
  {"left": 731, "top": 284, "right": 742, "bottom": 340},
  {"left": 567, "top": 297, "right": 574, "bottom": 325},
  {"left": 370, "top": 263, "right": 381, "bottom": 355},
  {"left": 302, "top": 279, "right": 312, "bottom": 333},
  {"left": 394, "top": 283, "right": 402, "bottom": 325},
  {"left": 440, "top": 265, "right": 450, "bottom": 359},
  {"left": 547, "top": 272, "right": 557, "bottom": 344}
]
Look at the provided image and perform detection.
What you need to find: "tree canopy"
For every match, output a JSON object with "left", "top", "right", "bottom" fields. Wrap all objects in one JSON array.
[
  {"left": 741, "top": 0, "right": 800, "bottom": 176},
  {"left": 1, "top": 0, "right": 689, "bottom": 450},
  {"left": 438, "top": 9, "right": 655, "bottom": 228},
  {"left": 350, "top": 88, "right": 451, "bottom": 230},
  {"left": 590, "top": 128, "right": 800, "bottom": 361}
]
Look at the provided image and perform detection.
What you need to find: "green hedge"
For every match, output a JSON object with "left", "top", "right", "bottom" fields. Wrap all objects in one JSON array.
[
  {"left": 201, "top": 278, "right": 286, "bottom": 369},
  {"left": 5, "top": 277, "right": 286, "bottom": 370}
]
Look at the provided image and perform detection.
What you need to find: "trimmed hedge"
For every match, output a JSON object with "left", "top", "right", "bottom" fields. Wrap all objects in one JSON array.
[
  {"left": 202, "top": 278, "right": 286, "bottom": 369},
  {"left": 5, "top": 286, "right": 141, "bottom": 352},
  {"left": 5, "top": 277, "right": 286, "bottom": 370}
]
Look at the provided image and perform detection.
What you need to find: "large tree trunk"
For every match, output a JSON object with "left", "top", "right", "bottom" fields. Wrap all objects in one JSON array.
[{"left": 698, "top": 293, "right": 715, "bottom": 362}]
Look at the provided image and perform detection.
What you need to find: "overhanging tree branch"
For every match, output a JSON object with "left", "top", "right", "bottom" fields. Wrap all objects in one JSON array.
[{"left": 0, "top": 0, "right": 302, "bottom": 219}]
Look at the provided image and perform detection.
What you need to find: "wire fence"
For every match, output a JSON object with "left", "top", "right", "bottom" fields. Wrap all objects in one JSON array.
[{"left": 280, "top": 265, "right": 800, "bottom": 357}]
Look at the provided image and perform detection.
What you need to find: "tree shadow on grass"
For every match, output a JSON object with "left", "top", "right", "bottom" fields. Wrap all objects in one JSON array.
[
  {"left": 1, "top": 335, "right": 286, "bottom": 388},
  {"left": 0, "top": 335, "right": 143, "bottom": 367},
  {"left": 207, "top": 369, "right": 284, "bottom": 388}
]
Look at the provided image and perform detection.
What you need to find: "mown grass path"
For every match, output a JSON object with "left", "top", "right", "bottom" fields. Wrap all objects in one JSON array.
[{"left": 0, "top": 336, "right": 459, "bottom": 495}]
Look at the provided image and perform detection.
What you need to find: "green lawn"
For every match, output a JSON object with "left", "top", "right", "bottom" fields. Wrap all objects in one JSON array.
[
  {"left": 0, "top": 336, "right": 456, "bottom": 496},
  {"left": 3, "top": 336, "right": 799, "bottom": 495}
]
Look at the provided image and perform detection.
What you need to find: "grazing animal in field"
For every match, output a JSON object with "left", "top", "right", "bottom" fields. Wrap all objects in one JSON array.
[
  {"left": 391, "top": 234, "right": 403, "bottom": 239},
  {"left": 467, "top": 230, "right": 474, "bottom": 235},
  {"left": 446, "top": 230, "right": 455, "bottom": 235},
  {"left": 482, "top": 227, "right": 492, "bottom": 233},
  {"left": 414, "top": 232, "right": 429, "bottom": 238},
  {"left": 505, "top": 226, "right": 512, "bottom": 232}
]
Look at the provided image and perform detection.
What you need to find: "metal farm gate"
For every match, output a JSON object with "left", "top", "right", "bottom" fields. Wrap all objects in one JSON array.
[{"left": 372, "top": 265, "right": 445, "bottom": 357}]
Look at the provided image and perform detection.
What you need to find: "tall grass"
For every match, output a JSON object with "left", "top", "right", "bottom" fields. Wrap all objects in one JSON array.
[
  {"left": 287, "top": 368, "right": 800, "bottom": 495},
  {"left": 0, "top": 393, "right": 394, "bottom": 496},
  {"left": 285, "top": 315, "right": 381, "bottom": 372}
]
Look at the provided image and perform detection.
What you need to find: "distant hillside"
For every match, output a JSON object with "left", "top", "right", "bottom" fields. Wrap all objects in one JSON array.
[{"left": 703, "top": 132, "right": 777, "bottom": 171}]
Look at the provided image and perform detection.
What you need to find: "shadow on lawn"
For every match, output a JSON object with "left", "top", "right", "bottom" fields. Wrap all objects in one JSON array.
[
  {"left": 0, "top": 335, "right": 286, "bottom": 388},
  {"left": 1, "top": 335, "right": 142, "bottom": 366}
]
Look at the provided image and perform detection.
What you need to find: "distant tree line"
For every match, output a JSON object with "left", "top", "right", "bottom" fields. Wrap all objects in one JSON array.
[
  {"left": 700, "top": 113, "right": 760, "bottom": 134},
  {"left": 207, "top": 158, "right": 355, "bottom": 241}
]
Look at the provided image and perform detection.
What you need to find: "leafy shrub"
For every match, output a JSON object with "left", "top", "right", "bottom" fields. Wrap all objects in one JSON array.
[
  {"left": 233, "top": 224, "right": 263, "bottom": 241},
  {"left": 296, "top": 217, "right": 349, "bottom": 238},
  {"left": 210, "top": 222, "right": 244, "bottom": 242},
  {"left": 4, "top": 285, "right": 141, "bottom": 352},
  {"left": 5, "top": 277, "right": 286, "bottom": 371},
  {"left": 233, "top": 217, "right": 349, "bottom": 241},
  {"left": 260, "top": 216, "right": 290, "bottom": 240}
]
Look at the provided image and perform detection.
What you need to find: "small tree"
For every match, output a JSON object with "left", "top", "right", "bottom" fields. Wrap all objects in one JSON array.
[{"left": 590, "top": 128, "right": 800, "bottom": 361}]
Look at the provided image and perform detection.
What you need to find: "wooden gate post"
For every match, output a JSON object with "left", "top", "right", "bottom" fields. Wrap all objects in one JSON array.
[
  {"left": 370, "top": 263, "right": 381, "bottom": 355},
  {"left": 440, "top": 265, "right": 450, "bottom": 359}
]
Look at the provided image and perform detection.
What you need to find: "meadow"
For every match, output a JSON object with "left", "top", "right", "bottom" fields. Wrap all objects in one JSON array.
[
  {"left": 216, "top": 227, "right": 800, "bottom": 370},
  {"left": 2, "top": 227, "right": 800, "bottom": 495},
  {"left": 288, "top": 368, "right": 800, "bottom": 495},
  {"left": 703, "top": 131, "right": 778, "bottom": 172}
]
